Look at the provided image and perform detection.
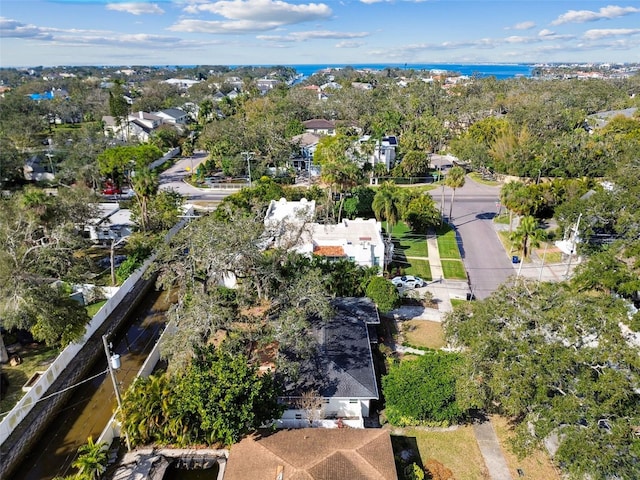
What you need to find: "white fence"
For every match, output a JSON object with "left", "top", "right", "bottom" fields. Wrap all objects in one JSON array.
[
  {"left": 0, "top": 211, "right": 191, "bottom": 446},
  {"left": 149, "top": 147, "right": 180, "bottom": 170}
]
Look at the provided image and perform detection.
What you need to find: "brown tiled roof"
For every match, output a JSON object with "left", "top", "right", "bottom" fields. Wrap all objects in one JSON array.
[
  {"left": 303, "top": 119, "right": 335, "bottom": 129},
  {"left": 313, "top": 245, "right": 345, "bottom": 257},
  {"left": 224, "top": 429, "right": 398, "bottom": 480}
]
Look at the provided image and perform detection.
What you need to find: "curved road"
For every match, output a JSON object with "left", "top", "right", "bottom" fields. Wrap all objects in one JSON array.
[
  {"left": 159, "top": 151, "right": 234, "bottom": 203},
  {"left": 432, "top": 177, "right": 516, "bottom": 300}
]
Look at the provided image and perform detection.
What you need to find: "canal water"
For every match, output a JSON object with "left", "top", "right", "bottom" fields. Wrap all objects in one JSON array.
[{"left": 12, "top": 287, "right": 172, "bottom": 480}]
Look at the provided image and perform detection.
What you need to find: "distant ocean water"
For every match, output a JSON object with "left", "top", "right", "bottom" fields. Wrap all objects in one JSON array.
[{"left": 287, "top": 63, "right": 533, "bottom": 80}]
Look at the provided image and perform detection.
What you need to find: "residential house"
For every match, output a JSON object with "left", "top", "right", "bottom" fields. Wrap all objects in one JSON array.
[
  {"left": 352, "top": 81, "right": 374, "bottom": 90},
  {"left": 224, "top": 428, "right": 397, "bottom": 480},
  {"left": 264, "top": 198, "right": 390, "bottom": 271},
  {"left": 154, "top": 108, "right": 189, "bottom": 126},
  {"left": 163, "top": 78, "right": 201, "bottom": 89},
  {"left": 83, "top": 203, "right": 134, "bottom": 243},
  {"left": 290, "top": 132, "right": 321, "bottom": 173},
  {"left": 309, "top": 219, "right": 387, "bottom": 270},
  {"left": 256, "top": 77, "right": 280, "bottom": 93},
  {"left": 276, "top": 297, "right": 382, "bottom": 429},
  {"left": 303, "top": 118, "right": 336, "bottom": 136},
  {"left": 264, "top": 197, "right": 316, "bottom": 249},
  {"left": 359, "top": 135, "right": 398, "bottom": 172},
  {"left": 102, "top": 111, "right": 164, "bottom": 142}
]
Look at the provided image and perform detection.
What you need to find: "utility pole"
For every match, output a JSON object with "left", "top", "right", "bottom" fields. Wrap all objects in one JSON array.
[
  {"left": 102, "top": 335, "right": 131, "bottom": 451},
  {"left": 439, "top": 165, "right": 445, "bottom": 224},
  {"left": 564, "top": 213, "right": 582, "bottom": 279},
  {"left": 241, "top": 151, "right": 254, "bottom": 187}
]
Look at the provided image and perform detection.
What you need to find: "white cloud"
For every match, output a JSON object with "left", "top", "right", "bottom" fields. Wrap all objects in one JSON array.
[
  {"left": 182, "top": 0, "right": 331, "bottom": 24},
  {"left": 583, "top": 28, "right": 640, "bottom": 40},
  {"left": 257, "top": 30, "right": 369, "bottom": 42},
  {"left": 507, "top": 21, "right": 536, "bottom": 30},
  {"left": 335, "top": 40, "right": 363, "bottom": 48},
  {"left": 106, "top": 3, "right": 165, "bottom": 15},
  {"left": 551, "top": 5, "right": 640, "bottom": 25},
  {"left": 170, "top": 18, "right": 282, "bottom": 33},
  {"left": 0, "top": 17, "right": 53, "bottom": 39}
]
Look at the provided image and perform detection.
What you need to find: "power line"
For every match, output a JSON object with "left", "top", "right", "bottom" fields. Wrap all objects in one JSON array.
[{"left": 0, "top": 368, "right": 109, "bottom": 418}]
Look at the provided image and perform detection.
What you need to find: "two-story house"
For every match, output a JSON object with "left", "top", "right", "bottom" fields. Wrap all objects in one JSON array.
[
  {"left": 264, "top": 198, "right": 391, "bottom": 271},
  {"left": 275, "top": 297, "right": 381, "bottom": 429},
  {"left": 302, "top": 118, "right": 336, "bottom": 136}
]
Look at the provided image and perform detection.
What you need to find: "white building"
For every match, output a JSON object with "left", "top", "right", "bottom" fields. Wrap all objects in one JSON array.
[
  {"left": 264, "top": 198, "right": 389, "bottom": 271},
  {"left": 83, "top": 203, "right": 134, "bottom": 243}
]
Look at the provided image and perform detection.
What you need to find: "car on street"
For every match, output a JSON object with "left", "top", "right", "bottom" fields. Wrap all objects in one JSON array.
[{"left": 391, "top": 275, "right": 427, "bottom": 289}]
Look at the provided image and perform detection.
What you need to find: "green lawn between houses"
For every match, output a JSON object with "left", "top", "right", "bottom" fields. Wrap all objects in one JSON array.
[
  {"left": 435, "top": 225, "right": 462, "bottom": 260},
  {"left": 391, "top": 222, "right": 429, "bottom": 258}
]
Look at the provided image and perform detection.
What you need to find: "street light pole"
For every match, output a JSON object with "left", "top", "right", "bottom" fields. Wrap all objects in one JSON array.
[{"left": 102, "top": 335, "right": 131, "bottom": 452}]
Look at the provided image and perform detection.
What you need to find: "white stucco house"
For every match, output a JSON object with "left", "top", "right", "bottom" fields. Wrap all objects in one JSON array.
[{"left": 264, "top": 198, "right": 390, "bottom": 271}]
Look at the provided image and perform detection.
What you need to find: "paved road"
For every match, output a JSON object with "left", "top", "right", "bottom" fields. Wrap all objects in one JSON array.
[
  {"left": 159, "top": 151, "right": 232, "bottom": 203},
  {"left": 431, "top": 177, "right": 515, "bottom": 300}
]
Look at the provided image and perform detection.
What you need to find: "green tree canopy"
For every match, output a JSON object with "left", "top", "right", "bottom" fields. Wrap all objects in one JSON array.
[
  {"left": 382, "top": 351, "right": 465, "bottom": 426},
  {"left": 444, "top": 280, "right": 640, "bottom": 479}
]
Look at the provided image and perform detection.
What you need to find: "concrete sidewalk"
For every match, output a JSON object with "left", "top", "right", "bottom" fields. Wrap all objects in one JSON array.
[{"left": 390, "top": 231, "right": 513, "bottom": 480}]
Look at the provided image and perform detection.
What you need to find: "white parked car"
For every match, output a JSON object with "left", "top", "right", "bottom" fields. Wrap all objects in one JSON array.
[{"left": 391, "top": 275, "right": 426, "bottom": 289}]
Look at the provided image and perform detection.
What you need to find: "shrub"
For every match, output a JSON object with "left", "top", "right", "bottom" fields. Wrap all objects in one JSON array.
[
  {"left": 366, "top": 276, "right": 400, "bottom": 313},
  {"left": 382, "top": 351, "right": 465, "bottom": 426}
]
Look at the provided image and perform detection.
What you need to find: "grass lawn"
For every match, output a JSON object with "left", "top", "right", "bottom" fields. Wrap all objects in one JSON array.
[
  {"left": 494, "top": 213, "right": 511, "bottom": 225},
  {"left": 391, "top": 426, "right": 488, "bottom": 480},
  {"left": 402, "top": 320, "right": 445, "bottom": 349},
  {"left": 491, "top": 416, "right": 561, "bottom": 480},
  {"left": 533, "top": 245, "right": 563, "bottom": 264},
  {"left": 0, "top": 344, "right": 59, "bottom": 413},
  {"left": 392, "top": 258, "right": 432, "bottom": 281},
  {"left": 450, "top": 298, "right": 470, "bottom": 308},
  {"left": 86, "top": 300, "right": 107, "bottom": 317},
  {"left": 391, "top": 222, "right": 428, "bottom": 258},
  {"left": 435, "top": 226, "right": 462, "bottom": 260},
  {"left": 441, "top": 259, "right": 467, "bottom": 280},
  {"left": 468, "top": 172, "right": 501, "bottom": 186}
]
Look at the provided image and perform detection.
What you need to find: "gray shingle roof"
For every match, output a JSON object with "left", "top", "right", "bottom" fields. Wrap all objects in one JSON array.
[{"left": 284, "top": 297, "right": 379, "bottom": 400}]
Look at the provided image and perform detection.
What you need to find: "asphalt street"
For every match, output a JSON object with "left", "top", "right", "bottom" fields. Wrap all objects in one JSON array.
[
  {"left": 159, "top": 151, "right": 232, "bottom": 203},
  {"left": 431, "top": 177, "right": 515, "bottom": 300}
]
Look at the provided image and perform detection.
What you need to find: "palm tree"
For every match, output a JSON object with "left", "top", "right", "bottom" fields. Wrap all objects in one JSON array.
[
  {"left": 445, "top": 166, "right": 466, "bottom": 220},
  {"left": 131, "top": 167, "right": 159, "bottom": 232},
  {"left": 500, "top": 181, "right": 532, "bottom": 233},
  {"left": 72, "top": 437, "right": 108, "bottom": 480},
  {"left": 509, "top": 215, "right": 546, "bottom": 259},
  {"left": 372, "top": 181, "right": 401, "bottom": 240}
]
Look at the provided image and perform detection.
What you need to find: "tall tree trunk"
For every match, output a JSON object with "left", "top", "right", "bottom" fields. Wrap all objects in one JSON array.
[{"left": 449, "top": 188, "right": 456, "bottom": 219}]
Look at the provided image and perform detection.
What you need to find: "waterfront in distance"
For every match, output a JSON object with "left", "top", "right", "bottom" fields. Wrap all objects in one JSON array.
[{"left": 288, "top": 63, "right": 534, "bottom": 80}]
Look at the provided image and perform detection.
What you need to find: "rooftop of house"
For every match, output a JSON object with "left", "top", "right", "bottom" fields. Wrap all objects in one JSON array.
[
  {"left": 283, "top": 297, "right": 379, "bottom": 400},
  {"left": 303, "top": 118, "right": 336, "bottom": 129},
  {"left": 313, "top": 245, "right": 346, "bottom": 257},
  {"left": 224, "top": 428, "right": 397, "bottom": 480},
  {"left": 88, "top": 203, "right": 120, "bottom": 224},
  {"left": 311, "top": 219, "right": 383, "bottom": 247},
  {"left": 155, "top": 108, "right": 187, "bottom": 119},
  {"left": 291, "top": 132, "right": 321, "bottom": 148},
  {"left": 265, "top": 198, "right": 316, "bottom": 225}
]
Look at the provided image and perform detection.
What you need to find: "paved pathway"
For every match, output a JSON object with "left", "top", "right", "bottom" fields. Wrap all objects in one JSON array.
[
  {"left": 390, "top": 229, "right": 514, "bottom": 480},
  {"left": 473, "top": 420, "right": 513, "bottom": 480}
]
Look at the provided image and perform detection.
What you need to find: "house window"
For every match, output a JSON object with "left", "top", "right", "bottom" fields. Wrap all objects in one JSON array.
[
  {"left": 349, "top": 399, "right": 358, "bottom": 404},
  {"left": 323, "top": 399, "right": 330, "bottom": 404},
  {"left": 348, "top": 256, "right": 355, "bottom": 262},
  {"left": 374, "top": 256, "right": 380, "bottom": 266},
  {"left": 295, "top": 414, "right": 302, "bottom": 420}
]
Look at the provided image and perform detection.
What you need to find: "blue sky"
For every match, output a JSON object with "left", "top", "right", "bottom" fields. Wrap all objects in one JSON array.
[{"left": 1, "top": 1, "right": 639, "bottom": 67}]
